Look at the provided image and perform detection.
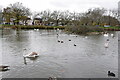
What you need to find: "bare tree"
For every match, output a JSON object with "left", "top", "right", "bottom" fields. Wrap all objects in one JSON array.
[
  {"left": 9, "top": 2, "right": 31, "bottom": 25},
  {"left": 0, "top": 7, "right": 2, "bottom": 24},
  {"left": 38, "top": 10, "right": 52, "bottom": 25},
  {"left": 80, "top": 8, "right": 106, "bottom": 26},
  {"left": 2, "top": 7, "right": 12, "bottom": 24}
]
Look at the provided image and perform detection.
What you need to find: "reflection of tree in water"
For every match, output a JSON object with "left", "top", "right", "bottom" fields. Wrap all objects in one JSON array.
[
  {"left": 1, "top": 27, "right": 3, "bottom": 38},
  {"left": 15, "top": 29, "right": 21, "bottom": 41},
  {"left": 2, "top": 29, "right": 30, "bottom": 57},
  {"left": 1, "top": 29, "right": 14, "bottom": 37},
  {"left": 15, "top": 29, "right": 30, "bottom": 42}
]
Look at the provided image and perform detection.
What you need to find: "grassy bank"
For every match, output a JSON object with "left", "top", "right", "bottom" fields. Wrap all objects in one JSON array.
[
  {"left": 1, "top": 25, "right": 120, "bottom": 35},
  {"left": 0, "top": 25, "right": 65, "bottom": 29},
  {"left": 100, "top": 26, "right": 120, "bottom": 31}
]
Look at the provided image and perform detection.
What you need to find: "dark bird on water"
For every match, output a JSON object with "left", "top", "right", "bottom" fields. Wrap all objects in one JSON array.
[
  {"left": 58, "top": 40, "right": 60, "bottom": 42},
  {"left": 108, "top": 71, "right": 115, "bottom": 77},
  {"left": 74, "top": 44, "right": 76, "bottom": 46},
  {"left": 107, "top": 39, "right": 109, "bottom": 41},
  {"left": 61, "top": 41, "right": 64, "bottom": 43},
  {"left": 69, "top": 39, "right": 71, "bottom": 41}
]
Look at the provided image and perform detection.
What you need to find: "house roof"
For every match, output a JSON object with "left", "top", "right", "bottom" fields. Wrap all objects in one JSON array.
[
  {"left": 34, "top": 18, "right": 42, "bottom": 20},
  {"left": 27, "top": 18, "right": 31, "bottom": 20}
]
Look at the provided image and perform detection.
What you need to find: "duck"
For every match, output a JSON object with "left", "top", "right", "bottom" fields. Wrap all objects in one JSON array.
[
  {"left": 58, "top": 40, "right": 60, "bottom": 42},
  {"left": 24, "top": 52, "right": 39, "bottom": 58},
  {"left": 74, "top": 44, "right": 76, "bottom": 46},
  {"left": 61, "top": 41, "right": 64, "bottom": 43},
  {"left": 107, "top": 39, "right": 109, "bottom": 41},
  {"left": 108, "top": 71, "right": 115, "bottom": 77},
  {"left": 23, "top": 48, "right": 27, "bottom": 50},
  {"left": 0, "top": 66, "right": 10, "bottom": 71},
  {"left": 69, "top": 39, "right": 71, "bottom": 41}
]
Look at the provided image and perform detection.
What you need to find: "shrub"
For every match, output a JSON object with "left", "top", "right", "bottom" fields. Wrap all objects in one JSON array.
[{"left": 65, "top": 25, "right": 104, "bottom": 34}]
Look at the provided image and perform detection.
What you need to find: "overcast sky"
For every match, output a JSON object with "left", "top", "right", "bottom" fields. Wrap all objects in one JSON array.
[{"left": 0, "top": 0, "right": 120, "bottom": 12}]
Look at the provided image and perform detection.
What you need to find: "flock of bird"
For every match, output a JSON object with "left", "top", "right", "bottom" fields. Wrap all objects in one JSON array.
[
  {"left": 55, "top": 31, "right": 116, "bottom": 78},
  {"left": 57, "top": 33, "right": 78, "bottom": 47},
  {"left": 0, "top": 31, "right": 116, "bottom": 78},
  {"left": 57, "top": 32, "right": 114, "bottom": 49},
  {"left": 57, "top": 39, "right": 77, "bottom": 46}
]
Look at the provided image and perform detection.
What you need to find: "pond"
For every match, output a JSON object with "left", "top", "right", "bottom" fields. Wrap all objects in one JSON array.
[{"left": 0, "top": 29, "right": 118, "bottom": 78}]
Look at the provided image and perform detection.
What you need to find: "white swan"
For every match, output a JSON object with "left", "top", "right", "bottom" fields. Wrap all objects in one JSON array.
[
  {"left": 24, "top": 52, "right": 39, "bottom": 58},
  {"left": 111, "top": 34, "right": 114, "bottom": 37},
  {"left": 57, "top": 28, "right": 59, "bottom": 31},
  {"left": 104, "top": 33, "right": 109, "bottom": 37},
  {"left": 104, "top": 42, "right": 109, "bottom": 48},
  {"left": 85, "top": 36, "right": 88, "bottom": 38},
  {"left": 36, "top": 29, "right": 39, "bottom": 31}
]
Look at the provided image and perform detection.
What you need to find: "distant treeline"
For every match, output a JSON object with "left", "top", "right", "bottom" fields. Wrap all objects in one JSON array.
[
  {"left": 0, "top": 2, "right": 120, "bottom": 34},
  {"left": 0, "top": 2, "right": 119, "bottom": 26}
]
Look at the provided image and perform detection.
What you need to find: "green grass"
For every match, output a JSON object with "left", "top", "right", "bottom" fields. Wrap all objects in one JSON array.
[
  {"left": 0, "top": 24, "right": 65, "bottom": 29},
  {"left": 100, "top": 26, "right": 120, "bottom": 29}
]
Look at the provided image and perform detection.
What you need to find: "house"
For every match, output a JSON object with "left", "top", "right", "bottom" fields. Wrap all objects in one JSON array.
[
  {"left": 26, "top": 18, "right": 32, "bottom": 25},
  {"left": 33, "top": 18, "right": 42, "bottom": 25}
]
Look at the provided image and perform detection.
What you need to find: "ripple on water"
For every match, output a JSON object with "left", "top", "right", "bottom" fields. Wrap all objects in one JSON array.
[{"left": 1, "top": 30, "right": 118, "bottom": 78}]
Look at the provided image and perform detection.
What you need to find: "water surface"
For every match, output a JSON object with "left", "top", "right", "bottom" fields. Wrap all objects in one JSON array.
[{"left": 0, "top": 29, "right": 118, "bottom": 78}]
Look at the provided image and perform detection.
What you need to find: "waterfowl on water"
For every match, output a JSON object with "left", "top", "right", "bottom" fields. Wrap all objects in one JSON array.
[
  {"left": 61, "top": 41, "right": 64, "bottom": 43},
  {"left": 34, "top": 29, "right": 36, "bottom": 30},
  {"left": 36, "top": 29, "right": 39, "bottom": 31},
  {"left": 104, "top": 33, "right": 109, "bottom": 37},
  {"left": 107, "top": 39, "right": 109, "bottom": 41},
  {"left": 111, "top": 34, "right": 114, "bottom": 37},
  {"left": 74, "top": 44, "right": 76, "bottom": 46},
  {"left": 69, "top": 39, "right": 71, "bottom": 41},
  {"left": 85, "top": 36, "right": 88, "bottom": 38},
  {"left": 104, "top": 42, "right": 109, "bottom": 48},
  {"left": 24, "top": 52, "right": 39, "bottom": 58},
  {"left": 0, "top": 66, "right": 9, "bottom": 71},
  {"left": 57, "top": 28, "right": 59, "bottom": 31},
  {"left": 111, "top": 34, "right": 115, "bottom": 38},
  {"left": 23, "top": 48, "right": 27, "bottom": 50},
  {"left": 108, "top": 71, "right": 115, "bottom": 77},
  {"left": 58, "top": 40, "right": 60, "bottom": 42}
]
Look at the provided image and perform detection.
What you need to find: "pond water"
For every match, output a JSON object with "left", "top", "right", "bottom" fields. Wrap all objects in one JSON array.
[{"left": 0, "top": 29, "right": 118, "bottom": 78}]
